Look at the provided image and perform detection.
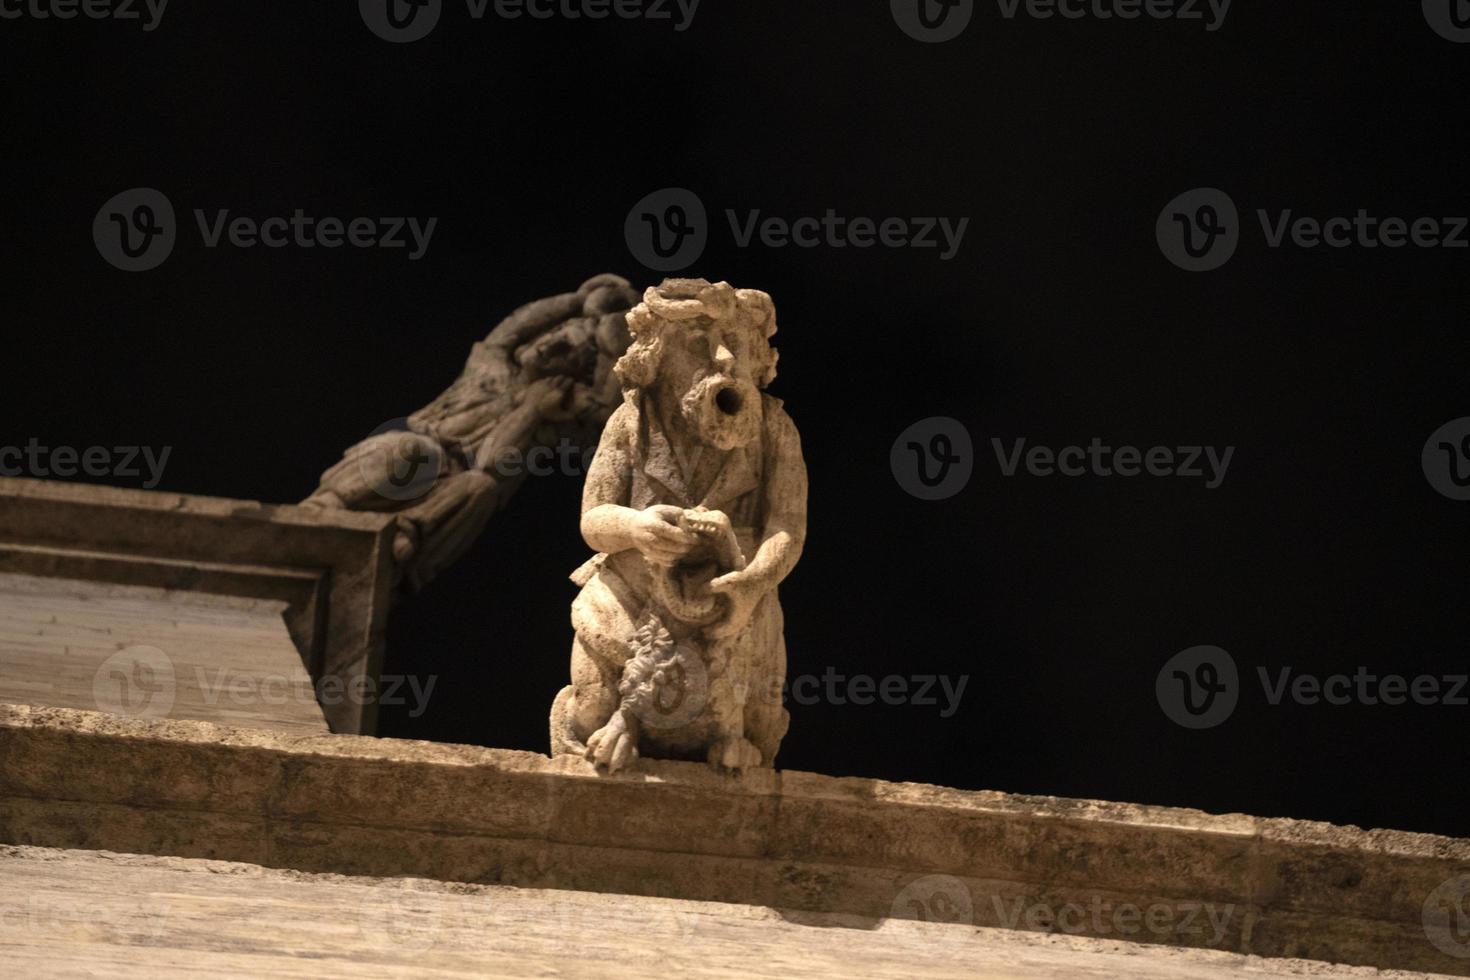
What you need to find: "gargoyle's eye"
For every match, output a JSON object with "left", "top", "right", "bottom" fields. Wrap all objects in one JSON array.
[{"left": 686, "top": 333, "right": 710, "bottom": 359}]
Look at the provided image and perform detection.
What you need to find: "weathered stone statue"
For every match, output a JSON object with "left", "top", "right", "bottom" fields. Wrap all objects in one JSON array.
[
  {"left": 549, "top": 279, "right": 807, "bottom": 773},
  {"left": 302, "top": 275, "right": 640, "bottom": 593}
]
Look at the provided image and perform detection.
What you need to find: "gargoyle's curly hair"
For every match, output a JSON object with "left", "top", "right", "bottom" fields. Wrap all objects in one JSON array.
[{"left": 615, "top": 279, "right": 779, "bottom": 390}]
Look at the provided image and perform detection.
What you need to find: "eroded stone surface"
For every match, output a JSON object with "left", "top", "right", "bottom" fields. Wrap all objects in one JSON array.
[
  {"left": 302, "top": 274, "right": 641, "bottom": 594},
  {"left": 0, "top": 845, "right": 1447, "bottom": 979},
  {"left": 550, "top": 279, "right": 807, "bottom": 774},
  {"left": 0, "top": 478, "right": 395, "bottom": 734},
  {"left": 1, "top": 704, "right": 1466, "bottom": 974},
  {"left": 0, "top": 573, "right": 329, "bottom": 734}
]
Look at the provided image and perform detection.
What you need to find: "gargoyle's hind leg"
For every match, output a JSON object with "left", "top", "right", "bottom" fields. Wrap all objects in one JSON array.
[
  {"left": 552, "top": 570, "right": 638, "bottom": 758},
  {"left": 742, "top": 604, "right": 791, "bottom": 768},
  {"left": 549, "top": 683, "right": 582, "bottom": 757},
  {"left": 563, "top": 636, "right": 620, "bottom": 751}
]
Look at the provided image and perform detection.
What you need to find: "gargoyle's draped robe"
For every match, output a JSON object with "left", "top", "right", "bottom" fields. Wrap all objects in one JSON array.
[{"left": 569, "top": 387, "right": 806, "bottom": 756}]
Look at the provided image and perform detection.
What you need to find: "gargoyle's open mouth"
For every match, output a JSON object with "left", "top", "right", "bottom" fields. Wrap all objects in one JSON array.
[
  {"left": 684, "top": 375, "right": 762, "bottom": 449},
  {"left": 714, "top": 385, "right": 744, "bottom": 416}
]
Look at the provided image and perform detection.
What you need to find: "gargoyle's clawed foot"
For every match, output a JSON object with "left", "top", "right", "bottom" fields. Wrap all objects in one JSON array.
[
  {"left": 585, "top": 712, "right": 640, "bottom": 773},
  {"left": 708, "top": 737, "right": 763, "bottom": 771}
]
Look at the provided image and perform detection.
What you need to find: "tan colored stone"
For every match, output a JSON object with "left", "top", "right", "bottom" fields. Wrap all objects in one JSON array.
[
  {"left": 302, "top": 274, "right": 641, "bottom": 593},
  {"left": 0, "top": 572, "right": 329, "bottom": 735},
  {"left": 0, "top": 844, "right": 1451, "bottom": 979},
  {"left": 1, "top": 704, "right": 1467, "bottom": 974},
  {"left": 551, "top": 279, "right": 808, "bottom": 774},
  {"left": 0, "top": 478, "right": 395, "bottom": 733}
]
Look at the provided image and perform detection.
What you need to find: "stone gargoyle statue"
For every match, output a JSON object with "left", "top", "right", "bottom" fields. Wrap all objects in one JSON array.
[
  {"left": 549, "top": 279, "right": 808, "bottom": 773},
  {"left": 302, "top": 274, "right": 641, "bottom": 593}
]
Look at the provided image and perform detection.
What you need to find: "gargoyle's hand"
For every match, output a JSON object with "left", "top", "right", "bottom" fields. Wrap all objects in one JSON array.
[
  {"left": 585, "top": 710, "right": 640, "bottom": 773},
  {"left": 630, "top": 506, "right": 697, "bottom": 566},
  {"left": 706, "top": 567, "right": 771, "bottom": 639}
]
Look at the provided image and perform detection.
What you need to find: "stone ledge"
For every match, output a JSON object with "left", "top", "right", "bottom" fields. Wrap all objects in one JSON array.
[
  {"left": 0, "top": 703, "right": 1466, "bottom": 975},
  {"left": 0, "top": 844, "right": 1440, "bottom": 979},
  {"left": 0, "top": 478, "right": 396, "bottom": 733}
]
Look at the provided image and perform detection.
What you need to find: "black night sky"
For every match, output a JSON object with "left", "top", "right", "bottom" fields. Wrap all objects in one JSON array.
[{"left": 3, "top": 1, "right": 1468, "bottom": 839}]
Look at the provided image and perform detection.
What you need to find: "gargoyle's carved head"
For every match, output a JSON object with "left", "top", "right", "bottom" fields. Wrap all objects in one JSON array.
[{"left": 616, "top": 279, "right": 779, "bottom": 450}]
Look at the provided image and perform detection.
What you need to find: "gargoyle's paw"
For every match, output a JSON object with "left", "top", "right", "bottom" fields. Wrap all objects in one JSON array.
[
  {"left": 708, "top": 737, "right": 762, "bottom": 771},
  {"left": 585, "top": 721, "right": 638, "bottom": 772}
]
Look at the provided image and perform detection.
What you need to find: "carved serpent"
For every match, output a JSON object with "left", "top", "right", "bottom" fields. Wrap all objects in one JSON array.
[{"left": 648, "top": 506, "right": 746, "bottom": 627}]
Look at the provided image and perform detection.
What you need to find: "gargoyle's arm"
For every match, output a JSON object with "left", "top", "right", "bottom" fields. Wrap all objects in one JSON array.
[
  {"left": 579, "top": 403, "right": 640, "bottom": 554},
  {"left": 745, "top": 406, "right": 807, "bottom": 587}
]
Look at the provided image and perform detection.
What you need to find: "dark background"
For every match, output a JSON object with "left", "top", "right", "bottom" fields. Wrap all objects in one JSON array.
[{"left": 3, "top": 2, "right": 1466, "bottom": 838}]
